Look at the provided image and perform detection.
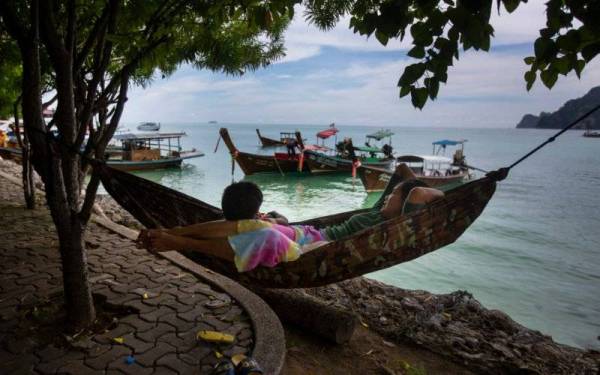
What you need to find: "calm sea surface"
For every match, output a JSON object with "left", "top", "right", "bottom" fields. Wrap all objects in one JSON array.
[{"left": 114, "top": 122, "right": 600, "bottom": 349}]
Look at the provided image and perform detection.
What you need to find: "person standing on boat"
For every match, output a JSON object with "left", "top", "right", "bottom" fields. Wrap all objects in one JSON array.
[{"left": 286, "top": 138, "right": 298, "bottom": 157}]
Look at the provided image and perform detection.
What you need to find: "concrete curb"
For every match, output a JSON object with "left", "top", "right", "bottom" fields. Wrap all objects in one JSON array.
[{"left": 0, "top": 168, "right": 286, "bottom": 374}]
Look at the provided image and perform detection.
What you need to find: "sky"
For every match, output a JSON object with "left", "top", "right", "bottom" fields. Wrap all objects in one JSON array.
[{"left": 123, "top": 1, "right": 600, "bottom": 128}]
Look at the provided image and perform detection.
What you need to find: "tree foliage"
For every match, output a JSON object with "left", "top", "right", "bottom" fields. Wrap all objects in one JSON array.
[
  {"left": 305, "top": 0, "right": 600, "bottom": 109},
  {"left": 0, "top": 35, "right": 21, "bottom": 118},
  {"left": 0, "top": 0, "right": 299, "bottom": 329}
]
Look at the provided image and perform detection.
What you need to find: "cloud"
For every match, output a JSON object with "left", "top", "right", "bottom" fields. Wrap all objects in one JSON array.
[
  {"left": 279, "top": 0, "right": 547, "bottom": 64},
  {"left": 123, "top": 1, "right": 599, "bottom": 128}
]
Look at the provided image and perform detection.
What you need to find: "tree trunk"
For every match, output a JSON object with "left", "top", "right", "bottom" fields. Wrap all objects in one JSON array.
[
  {"left": 13, "top": 98, "right": 36, "bottom": 209},
  {"left": 18, "top": 0, "right": 97, "bottom": 330},
  {"left": 54, "top": 213, "right": 96, "bottom": 329}
]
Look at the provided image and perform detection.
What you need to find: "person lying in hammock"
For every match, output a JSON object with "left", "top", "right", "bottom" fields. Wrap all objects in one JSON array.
[{"left": 138, "top": 163, "right": 444, "bottom": 272}]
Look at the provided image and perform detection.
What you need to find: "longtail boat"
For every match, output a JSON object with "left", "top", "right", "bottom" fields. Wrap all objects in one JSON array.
[
  {"left": 220, "top": 128, "right": 308, "bottom": 175},
  {"left": 256, "top": 129, "right": 298, "bottom": 147},
  {"left": 358, "top": 155, "right": 470, "bottom": 192},
  {"left": 303, "top": 124, "right": 394, "bottom": 174},
  {"left": 106, "top": 132, "right": 203, "bottom": 171},
  {"left": 358, "top": 139, "right": 471, "bottom": 192}
]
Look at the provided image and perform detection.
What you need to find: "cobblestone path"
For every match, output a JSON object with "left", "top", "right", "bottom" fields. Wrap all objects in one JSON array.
[{"left": 0, "top": 175, "right": 254, "bottom": 374}]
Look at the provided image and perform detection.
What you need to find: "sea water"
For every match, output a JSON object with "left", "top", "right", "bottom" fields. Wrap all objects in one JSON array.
[{"left": 116, "top": 122, "right": 600, "bottom": 349}]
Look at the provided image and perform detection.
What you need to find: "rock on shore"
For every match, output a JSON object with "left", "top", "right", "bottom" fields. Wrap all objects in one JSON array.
[{"left": 304, "top": 278, "right": 600, "bottom": 374}]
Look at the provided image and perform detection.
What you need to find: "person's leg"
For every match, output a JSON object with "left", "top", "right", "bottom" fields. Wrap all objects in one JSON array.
[{"left": 372, "top": 163, "right": 416, "bottom": 210}]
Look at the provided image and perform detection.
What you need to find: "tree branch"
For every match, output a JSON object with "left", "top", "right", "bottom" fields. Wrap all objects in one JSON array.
[{"left": 78, "top": 171, "right": 100, "bottom": 223}]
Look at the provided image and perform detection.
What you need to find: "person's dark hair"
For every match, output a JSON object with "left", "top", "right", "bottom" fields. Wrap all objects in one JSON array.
[
  {"left": 399, "top": 179, "right": 429, "bottom": 202},
  {"left": 221, "top": 181, "right": 263, "bottom": 220}
]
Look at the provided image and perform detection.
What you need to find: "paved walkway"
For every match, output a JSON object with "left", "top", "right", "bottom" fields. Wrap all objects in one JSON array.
[{"left": 0, "top": 168, "right": 283, "bottom": 374}]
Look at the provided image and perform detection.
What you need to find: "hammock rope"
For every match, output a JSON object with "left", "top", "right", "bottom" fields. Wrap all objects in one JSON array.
[{"left": 507, "top": 102, "right": 600, "bottom": 170}]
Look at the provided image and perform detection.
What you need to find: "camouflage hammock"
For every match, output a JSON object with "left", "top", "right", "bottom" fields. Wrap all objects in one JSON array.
[{"left": 97, "top": 164, "right": 496, "bottom": 288}]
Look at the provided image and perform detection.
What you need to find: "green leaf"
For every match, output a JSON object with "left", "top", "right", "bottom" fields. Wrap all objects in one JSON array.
[
  {"left": 502, "top": 0, "right": 520, "bottom": 13},
  {"left": 556, "top": 30, "right": 580, "bottom": 52},
  {"left": 407, "top": 46, "right": 425, "bottom": 59},
  {"left": 582, "top": 42, "right": 600, "bottom": 62},
  {"left": 397, "top": 63, "right": 426, "bottom": 86},
  {"left": 552, "top": 57, "right": 570, "bottom": 75},
  {"left": 524, "top": 56, "right": 535, "bottom": 65},
  {"left": 540, "top": 69, "right": 558, "bottom": 89},
  {"left": 534, "top": 37, "right": 557, "bottom": 60},
  {"left": 411, "top": 87, "right": 428, "bottom": 109},
  {"left": 437, "top": 72, "right": 448, "bottom": 83},
  {"left": 574, "top": 59, "right": 585, "bottom": 78},
  {"left": 375, "top": 30, "right": 389, "bottom": 46},
  {"left": 448, "top": 26, "right": 459, "bottom": 42},
  {"left": 399, "top": 85, "right": 411, "bottom": 98},
  {"left": 524, "top": 70, "right": 536, "bottom": 91},
  {"left": 428, "top": 78, "right": 440, "bottom": 99}
]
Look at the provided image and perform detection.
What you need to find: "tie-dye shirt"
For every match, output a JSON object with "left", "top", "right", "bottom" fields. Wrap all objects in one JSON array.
[{"left": 228, "top": 220, "right": 326, "bottom": 272}]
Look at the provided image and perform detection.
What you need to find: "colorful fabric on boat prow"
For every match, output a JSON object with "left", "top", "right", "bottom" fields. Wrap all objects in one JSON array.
[{"left": 96, "top": 163, "right": 496, "bottom": 288}]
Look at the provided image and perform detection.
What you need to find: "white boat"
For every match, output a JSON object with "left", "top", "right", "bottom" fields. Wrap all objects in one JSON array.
[{"left": 137, "top": 122, "right": 160, "bottom": 131}]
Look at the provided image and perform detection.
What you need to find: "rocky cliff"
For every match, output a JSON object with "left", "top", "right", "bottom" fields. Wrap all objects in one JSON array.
[{"left": 516, "top": 86, "right": 600, "bottom": 129}]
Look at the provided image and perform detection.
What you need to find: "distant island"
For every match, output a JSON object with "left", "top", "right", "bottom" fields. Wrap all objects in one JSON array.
[{"left": 516, "top": 86, "right": 600, "bottom": 129}]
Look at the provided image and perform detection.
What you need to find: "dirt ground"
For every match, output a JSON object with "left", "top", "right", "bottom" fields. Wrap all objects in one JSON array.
[{"left": 282, "top": 325, "right": 474, "bottom": 375}]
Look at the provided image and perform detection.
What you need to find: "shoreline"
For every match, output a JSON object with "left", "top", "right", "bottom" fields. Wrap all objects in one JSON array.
[{"left": 1, "top": 158, "right": 598, "bottom": 373}]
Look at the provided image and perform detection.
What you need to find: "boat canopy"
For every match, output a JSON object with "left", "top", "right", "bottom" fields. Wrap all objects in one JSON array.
[
  {"left": 432, "top": 139, "right": 466, "bottom": 146},
  {"left": 317, "top": 124, "right": 339, "bottom": 139},
  {"left": 303, "top": 144, "right": 330, "bottom": 152},
  {"left": 366, "top": 129, "right": 394, "bottom": 141},
  {"left": 354, "top": 145, "right": 383, "bottom": 153},
  {"left": 114, "top": 132, "right": 186, "bottom": 141},
  {"left": 397, "top": 154, "right": 453, "bottom": 164}
]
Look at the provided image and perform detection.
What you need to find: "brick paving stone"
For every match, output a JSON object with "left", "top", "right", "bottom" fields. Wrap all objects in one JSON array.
[
  {"left": 201, "top": 315, "right": 232, "bottom": 332},
  {"left": 122, "top": 299, "right": 158, "bottom": 314},
  {"left": 85, "top": 345, "right": 132, "bottom": 370},
  {"left": 110, "top": 292, "right": 142, "bottom": 306},
  {"left": 120, "top": 332, "right": 155, "bottom": 354},
  {"left": 37, "top": 344, "right": 67, "bottom": 362},
  {"left": 0, "top": 173, "right": 256, "bottom": 375},
  {"left": 94, "top": 323, "right": 137, "bottom": 345},
  {"left": 158, "top": 313, "right": 196, "bottom": 333},
  {"left": 57, "top": 361, "right": 105, "bottom": 374},
  {"left": 86, "top": 343, "right": 112, "bottom": 358},
  {"left": 177, "top": 306, "right": 207, "bottom": 323},
  {"left": 156, "top": 332, "right": 189, "bottom": 352},
  {"left": 134, "top": 342, "right": 176, "bottom": 367},
  {"left": 180, "top": 342, "right": 213, "bottom": 363},
  {"left": 140, "top": 306, "right": 177, "bottom": 323},
  {"left": 237, "top": 328, "right": 253, "bottom": 342},
  {"left": 37, "top": 351, "right": 86, "bottom": 374},
  {"left": 137, "top": 323, "right": 176, "bottom": 344},
  {"left": 152, "top": 365, "right": 179, "bottom": 374},
  {"left": 156, "top": 352, "right": 199, "bottom": 374},
  {"left": 119, "top": 315, "right": 156, "bottom": 333},
  {"left": 223, "top": 345, "right": 249, "bottom": 357},
  {"left": 3, "top": 354, "right": 38, "bottom": 374},
  {"left": 140, "top": 292, "right": 177, "bottom": 307},
  {"left": 107, "top": 358, "right": 155, "bottom": 375}
]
